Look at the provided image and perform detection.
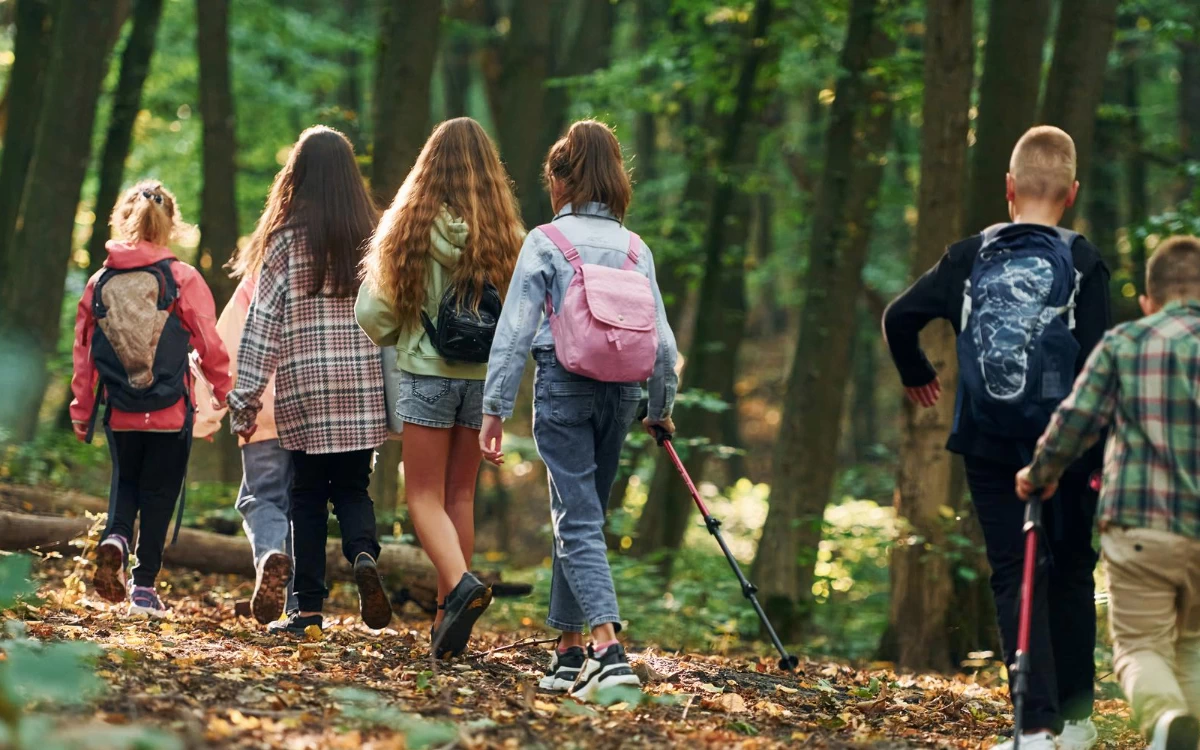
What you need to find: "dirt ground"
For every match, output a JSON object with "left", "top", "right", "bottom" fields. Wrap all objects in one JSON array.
[{"left": 10, "top": 555, "right": 1147, "bottom": 750}]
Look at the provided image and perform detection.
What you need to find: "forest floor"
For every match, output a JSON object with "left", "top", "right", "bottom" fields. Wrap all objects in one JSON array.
[{"left": 17, "top": 558, "right": 1147, "bottom": 750}]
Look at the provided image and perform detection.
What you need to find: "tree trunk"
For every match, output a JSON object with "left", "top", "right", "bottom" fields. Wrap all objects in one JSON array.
[
  {"left": 194, "top": 0, "right": 241, "bottom": 484},
  {"left": 1087, "top": 80, "right": 1121, "bottom": 275},
  {"left": 371, "top": 0, "right": 441, "bottom": 206},
  {"left": 633, "top": 0, "right": 775, "bottom": 560},
  {"left": 0, "top": 485, "right": 530, "bottom": 612},
  {"left": 195, "top": 0, "right": 239, "bottom": 312},
  {"left": 1040, "top": 0, "right": 1120, "bottom": 227},
  {"left": 965, "top": 0, "right": 1051, "bottom": 234},
  {"left": 335, "top": 0, "right": 364, "bottom": 150},
  {"left": 849, "top": 308, "right": 879, "bottom": 464},
  {"left": 0, "top": 0, "right": 55, "bottom": 285},
  {"left": 1182, "top": 41, "right": 1200, "bottom": 200},
  {"left": 442, "top": 0, "right": 485, "bottom": 120},
  {"left": 632, "top": 0, "right": 663, "bottom": 191},
  {"left": 538, "top": 0, "right": 615, "bottom": 168},
  {"left": 0, "top": 0, "right": 123, "bottom": 443},
  {"left": 86, "top": 0, "right": 165, "bottom": 277},
  {"left": 750, "top": 0, "right": 897, "bottom": 640},
  {"left": 885, "top": 0, "right": 974, "bottom": 673},
  {"left": 483, "top": 0, "right": 554, "bottom": 225}
]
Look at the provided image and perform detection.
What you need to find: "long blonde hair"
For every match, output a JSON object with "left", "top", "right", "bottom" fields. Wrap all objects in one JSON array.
[
  {"left": 110, "top": 180, "right": 188, "bottom": 246},
  {"left": 361, "top": 117, "right": 524, "bottom": 330},
  {"left": 230, "top": 126, "right": 378, "bottom": 296}
]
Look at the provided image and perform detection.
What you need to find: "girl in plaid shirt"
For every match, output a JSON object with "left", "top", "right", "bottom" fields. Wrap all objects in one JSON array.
[{"left": 228, "top": 126, "right": 393, "bottom": 636}]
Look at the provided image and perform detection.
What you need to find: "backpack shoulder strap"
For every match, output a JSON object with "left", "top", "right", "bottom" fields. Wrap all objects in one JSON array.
[
  {"left": 623, "top": 231, "right": 641, "bottom": 271},
  {"left": 153, "top": 258, "right": 179, "bottom": 308},
  {"left": 980, "top": 222, "right": 1011, "bottom": 247},
  {"left": 92, "top": 268, "right": 119, "bottom": 318},
  {"left": 538, "top": 224, "right": 583, "bottom": 271}
]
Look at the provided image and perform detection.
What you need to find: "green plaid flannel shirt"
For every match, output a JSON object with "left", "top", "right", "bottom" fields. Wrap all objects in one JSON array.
[{"left": 1027, "top": 300, "right": 1200, "bottom": 539}]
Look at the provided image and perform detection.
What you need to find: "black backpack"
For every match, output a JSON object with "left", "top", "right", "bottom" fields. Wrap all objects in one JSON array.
[
  {"left": 420, "top": 282, "right": 502, "bottom": 364},
  {"left": 87, "top": 258, "right": 192, "bottom": 542}
]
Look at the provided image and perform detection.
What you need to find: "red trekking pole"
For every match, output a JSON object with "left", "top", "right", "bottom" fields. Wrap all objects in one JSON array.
[
  {"left": 649, "top": 425, "right": 800, "bottom": 672},
  {"left": 1011, "top": 495, "right": 1044, "bottom": 750}
]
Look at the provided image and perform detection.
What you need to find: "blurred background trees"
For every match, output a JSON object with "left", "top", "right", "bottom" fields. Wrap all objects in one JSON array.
[{"left": 0, "top": 0, "right": 1196, "bottom": 669}]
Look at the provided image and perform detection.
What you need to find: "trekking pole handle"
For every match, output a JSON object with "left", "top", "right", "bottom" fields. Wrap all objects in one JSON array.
[{"left": 637, "top": 400, "right": 674, "bottom": 445}]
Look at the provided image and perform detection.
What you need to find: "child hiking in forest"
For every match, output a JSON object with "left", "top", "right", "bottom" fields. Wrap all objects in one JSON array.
[
  {"left": 356, "top": 117, "right": 525, "bottom": 658},
  {"left": 479, "top": 120, "right": 678, "bottom": 700},
  {"left": 71, "top": 180, "right": 232, "bottom": 618},
  {"left": 227, "top": 126, "right": 392, "bottom": 636},
  {"left": 1018, "top": 235, "right": 1200, "bottom": 750},
  {"left": 193, "top": 270, "right": 296, "bottom": 626},
  {"left": 883, "top": 126, "right": 1112, "bottom": 750}
]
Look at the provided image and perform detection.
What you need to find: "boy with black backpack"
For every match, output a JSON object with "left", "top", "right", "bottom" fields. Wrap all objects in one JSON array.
[
  {"left": 70, "top": 181, "right": 231, "bottom": 618},
  {"left": 883, "top": 126, "right": 1112, "bottom": 750}
]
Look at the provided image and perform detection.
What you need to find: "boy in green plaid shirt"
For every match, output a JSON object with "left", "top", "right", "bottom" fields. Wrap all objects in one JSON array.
[{"left": 1018, "top": 235, "right": 1200, "bottom": 750}]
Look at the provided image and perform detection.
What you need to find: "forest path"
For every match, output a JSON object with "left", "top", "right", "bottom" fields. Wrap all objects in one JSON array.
[{"left": 27, "top": 561, "right": 1142, "bottom": 750}]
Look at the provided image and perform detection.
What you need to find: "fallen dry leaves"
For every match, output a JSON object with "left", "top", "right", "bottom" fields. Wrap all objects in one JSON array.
[{"left": 11, "top": 557, "right": 1145, "bottom": 749}]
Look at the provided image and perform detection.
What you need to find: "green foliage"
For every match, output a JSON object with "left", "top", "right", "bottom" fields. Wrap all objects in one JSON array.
[
  {"left": 333, "top": 688, "right": 458, "bottom": 749},
  {"left": 0, "top": 556, "right": 179, "bottom": 750}
]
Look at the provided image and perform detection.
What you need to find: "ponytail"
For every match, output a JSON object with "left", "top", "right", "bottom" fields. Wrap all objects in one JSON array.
[{"left": 111, "top": 180, "right": 186, "bottom": 246}]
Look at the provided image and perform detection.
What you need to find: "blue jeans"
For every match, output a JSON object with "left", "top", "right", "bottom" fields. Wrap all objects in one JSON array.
[
  {"left": 532, "top": 350, "right": 641, "bottom": 633},
  {"left": 236, "top": 440, "right": 298, "bottom": 613}
]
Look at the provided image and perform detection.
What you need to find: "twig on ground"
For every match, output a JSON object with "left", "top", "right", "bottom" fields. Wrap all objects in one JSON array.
[
  {"left": 482, "top": 636, "right": 557, "bottom": 658},
  {"left": 681, "top": 694, "right": 695, "bottom": 721}
]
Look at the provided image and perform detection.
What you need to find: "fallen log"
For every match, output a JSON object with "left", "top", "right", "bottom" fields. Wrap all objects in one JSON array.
[{"left": 0, "top": 507, "right": 529, "bottom": 612}]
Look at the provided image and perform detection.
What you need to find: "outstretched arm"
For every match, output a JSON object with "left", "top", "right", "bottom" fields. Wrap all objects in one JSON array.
[
  {"left": 227, "top": 233, "right": 290, "bottom": 437},
  {"left": 882, "top": 250, "right": 956, "bottom": 406}
]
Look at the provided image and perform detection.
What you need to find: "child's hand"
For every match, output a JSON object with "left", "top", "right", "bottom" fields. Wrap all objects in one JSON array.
[
  {"left": 237, "top": 424, "right": 258, "bottom": 441},
  {"left": 905, "top": 377, "right": 942, "bottom": 408},
  {"left": 72, "top": 422, "right": 88, "bottom": 442},
  {"left": 643, "top": 416, "right": 676, "bottom": 439},
  {"left": 1016, "top": 467, "right": 1057, "bottom": 501},
  {"left": 479, "top": 415, "right": 504, "bottom": 465}
]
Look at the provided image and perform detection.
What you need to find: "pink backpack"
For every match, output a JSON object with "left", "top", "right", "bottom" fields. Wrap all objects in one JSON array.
[{"left": 539, "top": 223, "right": 659, "bottom": 383}]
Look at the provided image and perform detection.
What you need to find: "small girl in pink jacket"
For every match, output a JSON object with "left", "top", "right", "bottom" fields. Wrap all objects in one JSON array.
[{"left": 71, "top": 181, "right": 231, "bottom": 618}]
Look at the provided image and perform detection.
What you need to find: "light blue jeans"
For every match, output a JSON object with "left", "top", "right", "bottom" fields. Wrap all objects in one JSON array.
[
  {"left": 236, "top": 439, "right": 298, "bottom": 613},
  {"left": 532, "top": 350, "right": 641, "bottom": 633}
]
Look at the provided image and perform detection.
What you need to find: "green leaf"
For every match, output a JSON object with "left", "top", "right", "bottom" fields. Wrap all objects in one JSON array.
[
  {"left": 851, "top": 677, "right": 881, "bottom": 698},
  {"left": 591, "top": 683, "right": 645, "bottom": 707},
  {"left": 727, "top": 721, "right": 759, "bottom": 736},
  {"left": 0, "top": 555, "right": 39, "bottom": 610},
  {"left": 2, "top": 639, "right": 103, "bottom": 707}
]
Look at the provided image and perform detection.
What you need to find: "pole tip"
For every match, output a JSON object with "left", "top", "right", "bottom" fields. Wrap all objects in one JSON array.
[{"left": 777, "top": 654, "right": 799, "bottom": 671}]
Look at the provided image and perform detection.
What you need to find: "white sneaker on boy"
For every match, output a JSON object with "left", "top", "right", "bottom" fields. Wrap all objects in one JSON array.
[
  {"left": 1059, "top": 717, "right": 1098, "bottom": 749},
  {"left": 1150, "top": 710, "right": 1200, "bottom": 750},
  {"left": 991, "top": 731, "right": 1057, "bottom": 750}
]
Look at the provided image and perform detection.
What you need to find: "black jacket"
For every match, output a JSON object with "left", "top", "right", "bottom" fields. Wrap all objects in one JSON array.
[{"left": 882, "top": 224, "right": 1112, "bottom": 469}]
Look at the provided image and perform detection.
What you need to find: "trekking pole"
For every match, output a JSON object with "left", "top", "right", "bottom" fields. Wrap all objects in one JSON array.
[
  {"left": 647, "top": 424, "right": 800, "bottom": 672},
  {"left": 1011, "top": 494, "right": 1043, "bottom": 750}
]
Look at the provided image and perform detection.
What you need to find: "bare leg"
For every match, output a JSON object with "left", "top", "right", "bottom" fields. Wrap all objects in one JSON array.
[
  {"left": 444, "top": 425, "right": 482, "bottom": 569},
  {"left": 403, "top": 423, "right": 468, "bottom": 628}
]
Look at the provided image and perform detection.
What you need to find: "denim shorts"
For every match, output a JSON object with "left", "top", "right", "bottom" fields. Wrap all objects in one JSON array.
[{"left": 394, "top": 370, "right": 485, "bottom": 430}]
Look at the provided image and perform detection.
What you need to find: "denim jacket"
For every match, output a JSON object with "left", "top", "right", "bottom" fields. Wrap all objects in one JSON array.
[{"left": 482, "top": 203, "right": 678, "bottom": 421}]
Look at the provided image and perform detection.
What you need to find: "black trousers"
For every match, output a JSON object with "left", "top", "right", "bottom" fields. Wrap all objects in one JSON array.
[
  {"left": 109, "top": 431, "right": 190, "bottom": 587},
  {"left": 966, "top": 456, "right": 1098, "bottom": 733},
  {"left": 290, "top": 449, "right": 381, "bottom": 612}
]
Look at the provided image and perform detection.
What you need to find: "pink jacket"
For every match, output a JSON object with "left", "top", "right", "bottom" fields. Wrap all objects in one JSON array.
[
  {"left": 70, "top": 241, "right": 232, "bottom": 433},
  {"left": 193, "top": 277, "right": 278, "bottom": 444}
]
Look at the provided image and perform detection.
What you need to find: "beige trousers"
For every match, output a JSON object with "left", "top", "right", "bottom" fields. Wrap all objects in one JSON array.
[{"left": 1103, "top": 526, "right": 1200, "bottom": 737}]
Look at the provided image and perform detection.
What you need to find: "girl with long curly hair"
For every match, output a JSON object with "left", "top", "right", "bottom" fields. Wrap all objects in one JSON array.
[{"left": 357, "top": 117, "right": 524, "bottom": 657}]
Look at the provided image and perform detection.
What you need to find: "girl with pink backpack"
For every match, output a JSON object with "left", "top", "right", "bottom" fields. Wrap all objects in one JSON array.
[{"left": 479, "top": 120, "right": 678, "bottom": 701}]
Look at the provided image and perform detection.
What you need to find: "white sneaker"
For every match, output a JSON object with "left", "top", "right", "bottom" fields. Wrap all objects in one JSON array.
[
  {"left": 1150, "top": 710, "right": 1200, "bottom": 750},
  {"left": 991, "top": 731, "right": 1057, "bottom": 750},
  {"left": 568, "top": 643, "right": 641, "bottom": 702},
  {"left": 1059, "top": 718, "right": 1098, "bottom": 750}
]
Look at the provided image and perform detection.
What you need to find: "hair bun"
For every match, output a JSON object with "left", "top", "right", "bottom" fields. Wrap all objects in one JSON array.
[{"left": 142, "top": 189, "right": 164, "bottom": 205}]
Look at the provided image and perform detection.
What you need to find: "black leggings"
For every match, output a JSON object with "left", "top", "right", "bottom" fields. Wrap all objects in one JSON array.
[
  {"left": 290, "top": 449, "right": 381, "bottom": 612},
  {"left": 108, "top": 431, "right": 190, "bottom": 587},
  {"left": 966, "top": 456, "right": 1098, "bottom": 733}
]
